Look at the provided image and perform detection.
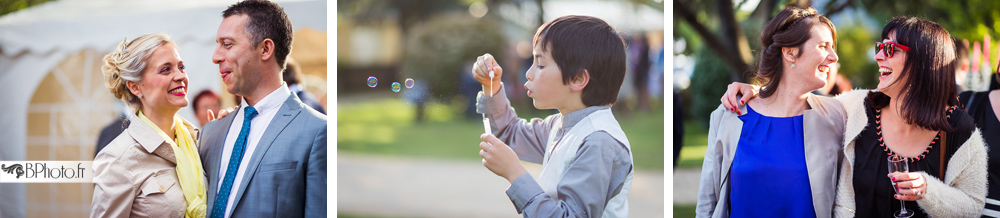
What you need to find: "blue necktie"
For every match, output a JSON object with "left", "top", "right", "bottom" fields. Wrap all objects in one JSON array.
[{"left": 211, "top": 107, "right": 258, "bottom": 218}]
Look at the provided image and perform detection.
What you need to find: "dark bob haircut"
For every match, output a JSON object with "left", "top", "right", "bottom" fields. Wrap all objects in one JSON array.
[
  {"left": 532, "top": 15, "right": 627, "bottom": 107},
  {"left": 878, "top": 17, "right": 957, "bottom": 131}
]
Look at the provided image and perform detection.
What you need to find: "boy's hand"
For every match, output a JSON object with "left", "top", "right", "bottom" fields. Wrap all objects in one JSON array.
[
  {"left": 473, "top": 53, "right": 503, "bottom": 96},
  {"left": 479, "top": 133, "right": 527, "bottom": 184}
]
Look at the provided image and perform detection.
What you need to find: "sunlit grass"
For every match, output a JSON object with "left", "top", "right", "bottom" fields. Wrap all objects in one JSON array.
[
  {"left": 674, "top": 204, "right": 697, "bottom": 218},
  {"left": 337, "top": 97, "right": 665, "bottom": 170},
  {"left": 677, "top": 121, "right": 709, "bottom": 169}
]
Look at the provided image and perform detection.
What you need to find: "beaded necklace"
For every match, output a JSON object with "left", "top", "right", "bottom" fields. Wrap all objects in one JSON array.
[{"left": 875, "top": 106, "right": 955, "bottom": 163}]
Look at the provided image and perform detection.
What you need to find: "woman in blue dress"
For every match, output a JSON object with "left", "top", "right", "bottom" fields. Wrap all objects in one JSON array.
[
  {"left": 719, "top": 17, "right": 988, "bottom": 217},
  {"left": 695, "top": 6, "right": 847, "bottom": 218}
]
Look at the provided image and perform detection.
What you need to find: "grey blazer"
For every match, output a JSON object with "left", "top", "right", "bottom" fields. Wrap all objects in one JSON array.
[
  {"left": 696, "top": 94, "right": 847, "bottom": 218},
  {"left": 198, "top": 94, "right": 327, "bottom": 218}
]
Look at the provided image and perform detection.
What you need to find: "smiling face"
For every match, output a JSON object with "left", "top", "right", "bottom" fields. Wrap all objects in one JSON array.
[
  {"left": 787, "top": 24, "right": 839, "bottom": 92},
  {"left": 875, "top": 31, "right": 909, "bottom": 97},
  {"left": 523, "top": 44, "right": 576, "bottom": 110},
  {"left": 213, "top": 14, "right": 262, "bottom": 97},
  {"left": 130, "top": 43, "right": 189, "bottom": 113}
]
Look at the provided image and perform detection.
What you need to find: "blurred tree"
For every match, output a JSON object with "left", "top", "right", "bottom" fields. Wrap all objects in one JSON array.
[
  {"left": 675, "top": 0, "right": 859, "bottom": 83},
  {"left": 674, "top": 0, "right": 752, "bottom": 83},
  {"left": 834, "top": 20, "right": 879, "bottom": 89},
  {"left": 859, "top": 0, "right": 1000, "bottom": 49},
  {"left": 339, "top": 0, "right": 466, "bottom": 35},
  {"left": 688, "top": 47, "right": 733, "bottom": 126},
  {"left": 402, "top": 13, "right": 505, "bottom": 121},
  {"left": 0, "top": 0, "right": 51, "bottom": 17}
]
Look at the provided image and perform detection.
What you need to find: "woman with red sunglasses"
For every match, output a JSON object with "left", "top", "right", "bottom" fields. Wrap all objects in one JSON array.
[{"left": 719, "top": 17, "right": 987, "bottom": 218}]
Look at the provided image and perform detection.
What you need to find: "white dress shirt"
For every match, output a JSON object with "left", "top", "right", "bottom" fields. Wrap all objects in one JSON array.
[{"left": 217, "top": 83, "right": 290, "bottom": 218}]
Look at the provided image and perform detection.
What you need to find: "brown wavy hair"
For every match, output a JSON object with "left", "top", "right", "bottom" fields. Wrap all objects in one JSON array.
[{"left": 755, "top": 6, "right": 836, "bottom": 98}]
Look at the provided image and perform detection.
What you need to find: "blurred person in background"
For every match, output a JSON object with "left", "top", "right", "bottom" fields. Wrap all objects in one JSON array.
[
  {"left": 192, "top": 89, "right": 223, "bottom": 127},
  {"left": 958, "top": 62, "right": 1000, "bottom": 217},
  {"left": 955, "top": 38, "right": 971, "bottom": 92},
  {"left": 282, "top": 57, "right": 325, "bottom": 114},
  {"left": 94, "top": 101, "right": 130, "bottom": 158}
]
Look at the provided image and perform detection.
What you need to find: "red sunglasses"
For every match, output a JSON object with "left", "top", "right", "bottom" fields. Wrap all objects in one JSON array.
[{"left": 875, "top": 41, "right": 910, "bottom": 58}]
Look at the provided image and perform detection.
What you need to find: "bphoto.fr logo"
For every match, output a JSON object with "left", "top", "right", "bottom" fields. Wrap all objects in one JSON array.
[{"left": 0, "top": 161, "right": 93, "bottom": 183}]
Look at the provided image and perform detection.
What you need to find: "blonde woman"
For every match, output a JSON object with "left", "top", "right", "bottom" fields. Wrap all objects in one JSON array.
[{"left": 91, "top": 33, "right": 207, "bottom": 218}]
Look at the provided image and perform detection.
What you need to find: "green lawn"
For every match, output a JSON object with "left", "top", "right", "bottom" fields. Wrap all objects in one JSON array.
[
  {"left": 674, "top": 204, "right": 697, "bottom": 218},
  {"left": 677, "top": 121, "right": 709, "bottom": 169},
  {"left": 337, "top": 97, "right": 665, "bottom": 170}
]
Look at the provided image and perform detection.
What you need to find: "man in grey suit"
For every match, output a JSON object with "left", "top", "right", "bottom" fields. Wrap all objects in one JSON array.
[{"left": 198, "top": 1, "right": 326, "bottom": 218}]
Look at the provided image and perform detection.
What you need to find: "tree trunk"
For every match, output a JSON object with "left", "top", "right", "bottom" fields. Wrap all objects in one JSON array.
[{"left": 674, "top": 0, "right": 751, "bottom": 82}]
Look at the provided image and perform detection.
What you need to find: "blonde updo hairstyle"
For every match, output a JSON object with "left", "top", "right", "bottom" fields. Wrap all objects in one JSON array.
[{"left": 101, "top": 33, "right": 173, "bottom": 115}]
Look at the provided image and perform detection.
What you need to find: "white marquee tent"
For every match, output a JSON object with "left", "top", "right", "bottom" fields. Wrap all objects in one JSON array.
[{"left": 0, "top": 0, "right": 325, "bottom": 217}]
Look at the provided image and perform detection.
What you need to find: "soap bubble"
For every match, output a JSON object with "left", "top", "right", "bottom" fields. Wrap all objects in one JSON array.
[
  {"left": 405, "top": 78, "right": 414, "bottom": 88},
  {"left": 367, "top": 76, "right": 377, "bottom": 88},
  {"left": 391, "top": 82, "right": 402, "bottom": 92}
]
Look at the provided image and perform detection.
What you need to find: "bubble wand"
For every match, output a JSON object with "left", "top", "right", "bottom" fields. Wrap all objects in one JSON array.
[{"left": 484, "top": 70, "right": 494, "bottom": 135}]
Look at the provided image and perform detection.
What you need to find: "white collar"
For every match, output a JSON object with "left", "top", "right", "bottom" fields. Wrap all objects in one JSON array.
[{"left": 240, "top": 82, "right": 291, "bottom": 115}]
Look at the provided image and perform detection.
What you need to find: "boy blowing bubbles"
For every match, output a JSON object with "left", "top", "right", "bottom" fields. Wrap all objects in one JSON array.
[{"left": 473, "top": 15, "right": 634, "bottom": 217}]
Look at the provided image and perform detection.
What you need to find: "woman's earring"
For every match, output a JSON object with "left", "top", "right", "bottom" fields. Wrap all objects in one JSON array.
[
  {"left": 791, "top": 63, "right": 796, "bottom": 68},
  {"left": 138, "top": 94, "right": 143, "bottom": 98}
]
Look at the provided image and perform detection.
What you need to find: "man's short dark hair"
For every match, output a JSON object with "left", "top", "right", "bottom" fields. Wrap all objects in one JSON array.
[
  {"left": 533, "top": 15, "right": 627, "bottom": 107},
  {"left": 223, "top": 0, "right": 293, "bottom": 69}
]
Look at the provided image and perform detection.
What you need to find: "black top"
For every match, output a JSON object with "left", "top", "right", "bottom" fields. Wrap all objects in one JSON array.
[
  {"left": 94, "top": 115, "right": 129, "bottom": 158},
  {"left": 854, "top": 92, "right": 975, "bottom": 218},
  {"left": 959, "top": 91, "right": 1000, "bottom": 215}
]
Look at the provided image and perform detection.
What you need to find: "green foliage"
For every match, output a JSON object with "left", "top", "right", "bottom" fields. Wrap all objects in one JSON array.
[
  {"left": 860, "top": 0, "right": 1000, "bottom": 42},
  {"left": 677, "top": 121, "right": 709, "bottom": 169},
  {"left": 402, "top": 13, "right": 505, "bottom": 100},
  {"left": 687, "top": 48, "right": 733, "bottom": 127},
  {"left": 0, "top": 0, "right": 51, "bottom": 17},
  {"left": 673, "top": 204, "right": 697, "bottom": 218},
  {"left": 834, "top": 20, "right": 880, "bottom": 89}
]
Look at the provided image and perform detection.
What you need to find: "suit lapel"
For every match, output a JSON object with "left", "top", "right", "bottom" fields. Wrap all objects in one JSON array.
[
  {"left": 203, "top": 109, "right": 239, "bottom": 215},
  {"left": 229, "top": 94, "right": 302, "bottom": 215}
]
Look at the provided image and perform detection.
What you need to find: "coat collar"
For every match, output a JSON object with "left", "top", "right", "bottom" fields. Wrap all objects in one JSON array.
[{"left": 125, "top": 113, "right": 200, "bottom": 164}]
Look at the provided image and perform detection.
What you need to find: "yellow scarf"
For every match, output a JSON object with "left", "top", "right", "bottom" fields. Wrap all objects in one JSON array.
[{"left": 137, "top": 112, "right": 207, "bottom": 218}]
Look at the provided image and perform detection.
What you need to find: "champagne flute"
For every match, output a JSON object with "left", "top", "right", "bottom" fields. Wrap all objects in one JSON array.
[{"left": 888, "top": 155, "right": 915, "bottom": 218}]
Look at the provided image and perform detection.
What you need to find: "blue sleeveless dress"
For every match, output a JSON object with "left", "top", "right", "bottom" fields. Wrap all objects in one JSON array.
[{"left": 729, "top": 106, "right": 816, "bottom": 217}]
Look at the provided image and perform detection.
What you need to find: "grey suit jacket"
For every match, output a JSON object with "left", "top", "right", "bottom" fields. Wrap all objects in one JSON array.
[
  {"left": 198, "top": 93, "right": 327, "bottom": 218},
  {"left": 696, "top": 94, "right": 847, "bottom": 218}
]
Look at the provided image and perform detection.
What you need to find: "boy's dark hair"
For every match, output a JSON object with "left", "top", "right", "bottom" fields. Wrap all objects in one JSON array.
[
  {"left": 533, "top": 15, "right": 626, "bottom": 107},
  {"left": 877, "top": 16, "right": 957, "bottom": 131},
  {"left": 223, "top": 0, "right": 293, "bottom": 69}
]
